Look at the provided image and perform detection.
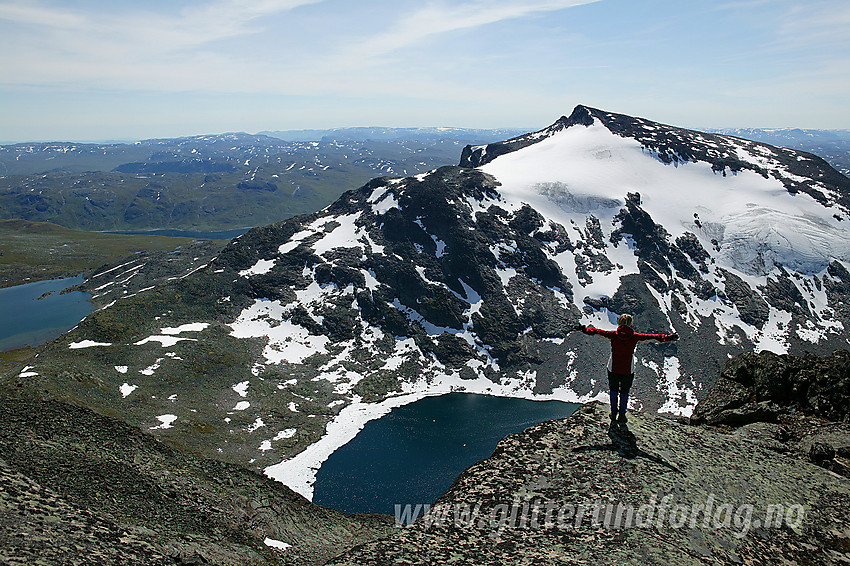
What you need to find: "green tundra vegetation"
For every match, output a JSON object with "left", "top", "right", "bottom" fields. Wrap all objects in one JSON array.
[{"left": 0, "top": 219, "right": 222, "bottom": 288}]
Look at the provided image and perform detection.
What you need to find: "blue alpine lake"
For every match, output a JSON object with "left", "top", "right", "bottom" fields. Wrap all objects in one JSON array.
[
  {"left": 0, "top": 276, "right": 93, "bottom": 351},
  {"left": 312, "top": 393, "right": 579, "bottom": 516}
]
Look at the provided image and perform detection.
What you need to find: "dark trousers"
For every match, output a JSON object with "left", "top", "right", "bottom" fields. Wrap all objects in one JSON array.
[{"left": 608, "top": 370, "right": 634, "bottom": 415}]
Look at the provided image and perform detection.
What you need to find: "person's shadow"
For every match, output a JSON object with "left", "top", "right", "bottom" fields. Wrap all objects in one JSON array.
[{"left": 572, "top": 422, "right": 682, "bottom": 473}]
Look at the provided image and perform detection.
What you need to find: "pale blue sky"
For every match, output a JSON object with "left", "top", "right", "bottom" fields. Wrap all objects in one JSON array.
[{"left": 1, "top": 0, "right": 848, "bottom": 141}]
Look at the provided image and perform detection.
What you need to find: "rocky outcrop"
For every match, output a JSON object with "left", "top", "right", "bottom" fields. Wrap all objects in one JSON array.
[
  {"left": 691, "top": 350, "right": 850, "bottom": 425},
  {"left": 459, "top": 106, "right": 594, "bottom": 168},
  {"left": 0, "top": 387, "right": 393, "bottom": 566},
  {"left": 330, "top": 401, "right": 850, "bottom": 566},
  {"left": 720, "top": 269, "right": 770, "bottom": 328},
  {"left": 690, "top": 350, "right": 850, "bottom": 478}
]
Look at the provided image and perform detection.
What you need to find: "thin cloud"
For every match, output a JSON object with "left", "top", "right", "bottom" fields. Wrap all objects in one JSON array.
[
  {"left": 345, "top": 0, "right": 601, "bottom": 62},
  {"left": 780, "top": 1, "right": 850, "bottom": 49},
  {"left": 173, "top": 0, "right": 327, "bottom": 45},
  {"left": 0, "top": 0, "right": 326, "bottom": 51},
  {"left": 0, "top": 1, "right": 84, "bottom": 28},
  {"left": 0, "top": 0, "right": 328, "bottom": 90}
]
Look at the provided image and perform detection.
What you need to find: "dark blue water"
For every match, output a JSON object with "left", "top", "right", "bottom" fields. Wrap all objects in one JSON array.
[
  {"left": 312, "top": 393, "right": 579, "bottom": 516},
  {"left": 105, "top": 228, "right": 250, "bottom": 240},
  {"left": 0, "top": 276, "right": 93, "bottom": 351}
]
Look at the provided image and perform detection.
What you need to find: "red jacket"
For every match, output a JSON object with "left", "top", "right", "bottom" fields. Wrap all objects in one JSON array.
[{"left": 581, "top": 324, "right": 674, "bottom": 374}]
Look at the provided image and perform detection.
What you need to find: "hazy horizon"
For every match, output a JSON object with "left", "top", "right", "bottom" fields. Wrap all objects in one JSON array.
[{"left": 5, "top": 118, "right": 850, "bottom": 146}]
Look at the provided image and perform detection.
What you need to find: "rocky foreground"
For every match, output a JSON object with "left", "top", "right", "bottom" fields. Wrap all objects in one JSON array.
[
  {"left": 1, "top": 350, "right": 848, "bottom": 565},
  {"left": 331, "top": 351, "right": 850, "bottom": 565},
  {"left": 0, "top": 388, "right": 393, "bottom": 566}
]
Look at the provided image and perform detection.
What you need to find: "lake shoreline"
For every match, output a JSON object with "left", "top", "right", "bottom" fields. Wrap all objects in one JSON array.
[
  {"left": 0, "top": 276, "right": 93, "bottom": 353},
  {"left": 264, "top": 371, "right": 606, "bottom": 502},
  {"left": 312, "top": 392, "right": 580, "bottom": 516}
]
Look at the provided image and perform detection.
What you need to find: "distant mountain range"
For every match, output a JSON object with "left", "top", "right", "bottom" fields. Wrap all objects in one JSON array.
[
  {"left": 1, "top": 126, "right": 847, "bottom": 233},
  {"left": 0, "top": 129, "right": 524, "bottom": 232},
  {"left": 259, "top": 127, "right": 528, "bottom": 143},
  {"left": 18, "top": 105, "right": 850, "bottom": 506},
  {"left": 707, "top": 127, "right": 850, "bottom": 177}
]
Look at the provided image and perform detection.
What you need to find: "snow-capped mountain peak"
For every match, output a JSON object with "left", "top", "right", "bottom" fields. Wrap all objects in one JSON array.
[{"left": 468, "top": 105, "right": 850, "bottom": 277}]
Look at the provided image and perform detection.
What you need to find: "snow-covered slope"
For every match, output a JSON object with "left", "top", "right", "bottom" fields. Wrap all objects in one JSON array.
[
  {"left": 479, "top": 114, "right": 849, "bottom": 276},
  {"left": 21, "top": 105, "right": 850, "bottom": 501}
]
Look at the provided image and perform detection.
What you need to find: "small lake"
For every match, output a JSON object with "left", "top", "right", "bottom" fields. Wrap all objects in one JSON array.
[
  {"left": 0, "top": 276, "right": 93, "bottom": 351},
  {"left": 105, "top": 228, "right": 250, "bottom": 240},
  {"left": 312, "top": 393, "right": 579, "bottom": 516}
]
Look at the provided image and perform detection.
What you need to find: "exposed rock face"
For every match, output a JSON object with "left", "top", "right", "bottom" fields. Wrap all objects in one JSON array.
[
  {"left": 459, "top": 107, "right": 592, "bottom": 168},
  {"left": 0, "top": 388, "right": 393, "bottom": 566},
  {"left": 720, "top": 269, "right": 770, "bottom": 328},
  {"left": 690, "top": 350, "right": 850, "bottom": 478},
  {"left": 330, "top": 401, "right": 850, "bottom": 566},
  {"left": 691, "top": 350, "right": 850, "bottom": 425}
]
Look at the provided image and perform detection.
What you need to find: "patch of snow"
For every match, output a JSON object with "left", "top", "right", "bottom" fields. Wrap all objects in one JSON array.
[
  {"left": 370, "top": 188, "right": 399, "bottom": 214},
  {"left": 232, "top": 380, "right": 250, "bottom": 397},
  {"left": 264, "top": 538, "right": 291, "bottom": 551},
  {"left": 274, "top": 428, "right": 296, "bottom": 440},
  {"left": 134, "top": 336, "right": 196, "bottom": 347},
  {"left": 311, "top": 213, "right": 363, "bottom": 257},
  {"left": 90, "top": 259, "right": 141, "bottom": 279},
  {"left": 160, "top": 323, "right": 209, "bottom": 335},
  {"left": 139, "top": 358, "right": 164, "bottom": 376},
  {"left": 150, "top": 414, "right": 177, "bottom": 430},
  {"left": 119, "top": 383, "right": 138, "bottom": 398},
  {"left": 655, "top": 357, "right": 698, "bottom": 417},
  {"left": 239, "top": 259, "right": 276, "bottom": 277},
  {"left": 755, "top": 309, "right": 792, "bottom": 354},
  {"left": 229, "top": 299, "right": 331, "bottom": 364},
  {"left": 69, "top": 340, "right": 112, "bottom": 349},
  {"left": 362, "top": 269, "right": 381, "bottom": 291}
]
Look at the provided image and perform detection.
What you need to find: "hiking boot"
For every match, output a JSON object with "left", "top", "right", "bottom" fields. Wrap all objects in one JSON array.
[{"left": 617, "top": 413, "right": 628, "bottom": 423}]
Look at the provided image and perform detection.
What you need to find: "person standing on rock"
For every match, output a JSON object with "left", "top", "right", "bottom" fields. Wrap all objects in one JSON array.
[{"left": 574, "top": 314, "right": 678, "bottom": 423}]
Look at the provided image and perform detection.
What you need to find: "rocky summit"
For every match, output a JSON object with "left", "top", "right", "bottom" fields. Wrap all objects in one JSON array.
[
  {"left": 8, "top": 104, "right": 850, "bottom": 504},
  {"left": 330, "top": 350, "right": 850, "bottom": 566},
  {"left": 329, "top": 402, "right": 850, "bottom": 565},
  {"left": 691, "top": 349, "right": 850, "bottom": 479}
]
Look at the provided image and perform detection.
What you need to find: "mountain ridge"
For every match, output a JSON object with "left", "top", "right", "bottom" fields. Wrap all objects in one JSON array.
[{"left": 462, "top": 105, "right": 850, "bottom": 211}]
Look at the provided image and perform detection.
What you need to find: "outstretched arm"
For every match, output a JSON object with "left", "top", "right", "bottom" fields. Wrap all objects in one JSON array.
[
  {"left": 573, "top": 325, "right": 616, "bottom": 339},
  {"left": 635, "top": 331, "right": 679, "bottom": 342}
]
